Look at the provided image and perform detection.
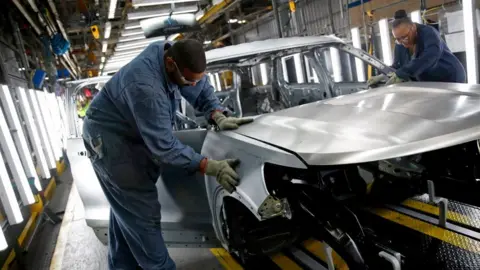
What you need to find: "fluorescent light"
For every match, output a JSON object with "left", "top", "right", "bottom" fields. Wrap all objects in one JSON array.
[
  {"left": 132, "top": 0, "right": 200, "bottom": 7},
  {"left": 0, "top": 87, "right": 35, "bottom": 205},
  {"left": 113, "top": 48, "right": 145, "bottom": 56},
  {"left": 104, "top": 21, "right": 112, "bottom": 39},
  {"left": 99, "top": 63, "right": 104, "bottom": 70},
  {"left": 101, "top": 56, "right": 106, "bottom": 63},
  {"left": 116, "top": 36, "right": 165, "bottom": 50},
  {"left": 28, "top": 89, "right": 56, "bottom": 169},
  {"left": 260, "top": 63, "right": 268, "bottom": 85},
  {"left": 102, "top": 41, "right": 108, "bottom": 53},
  {"left": 378, "top": 18, "right": 393, "bottom": 66},
  {"left": 214, "top": 73, "right": 221, "bottom": 91},
  {"left": 228, "top": 18, "right": 238, "bottom": 23},
  {"left": 203, "top": 40, "right": 211, "bottom": 45},
  {"left": 350, "top": 27, "right": 366, "bottom": 82},
  {"left": 16, "top": 87, "right": 51, "bottom": 179},
  {"left": 0, "top": 150, "right": 23, "bottom": 225},
  {"left": 238, "top": 20, "right": 247, "bottom": 24},
  {"left": 293, "top": 53, "right": 305, "bottom": 83},
  {"left": 0, "top": 86, "right": 42, "bottom": 191},
  {"left": 108, "top": 0, "right": 118, "bottom": 19},
  {"left": 115, "top": 43, "right": 150, "bottom": 51},
  {"left": 410, "top": 10, "right": 422, "bottom": 24},
  {"left": 127, "top": 4, "right": 198, "bottom": 20},
  {"left": 463, "top": 0, "right": 478, "bottom": 84},
  {"left": 37, "top": 90, "right": 62, "bottom": 162},
  {"left": 0, "top": 230, "right": 7, "bottom": 251},
  {"left": 168, "top": 33, "right": 181, "bottom": 41},
  {"left": 118, "top": 33, "right": 146, "bottom": 42},
  {"left": 124, "top": 21, "right": 141, "bottom": 29},
  {"left": 329, "top": 47, "right": 342, "bottom": 82}
]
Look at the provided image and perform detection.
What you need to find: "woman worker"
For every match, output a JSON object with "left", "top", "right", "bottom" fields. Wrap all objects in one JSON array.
[{"left": 368, "top": 9, "right": 466, "bottom": 86}]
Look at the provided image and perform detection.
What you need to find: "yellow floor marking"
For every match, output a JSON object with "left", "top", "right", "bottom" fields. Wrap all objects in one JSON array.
[
  {"left": 209, "top": 248, "right": 243, "bottom": 270},
  {"left": 303, "top": 239, "right": 349, "bottom": 270},
  {"left": 372, "top": 208, "right": 480, "bottom": 254},
  {"left": 402, "top": 199, "right": 479, "bottom": 229},
  {"left": 270, "top": 253, "right": 303, "bottom": 270}
]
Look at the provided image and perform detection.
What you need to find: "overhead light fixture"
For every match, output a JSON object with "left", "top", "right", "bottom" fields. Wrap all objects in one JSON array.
[
  {"left": 104, "top": 21, "right": 112, "bottom": 39},
  {"left": 350, "top": 27, "right": 366, "bottom": 82},
  {"left": 238, "top": 20, "right": 247, "bottom": 24},
  {"left": 293, "top": 53, "right": 305, "bottom": 83},
  {"left": 115, "top": 36, "right": 165, "bottom": 50},
  {"left": 108, "top": 0, "right": 118, "bottom": 19},
  {"left": 228, "top": 18, "right": 238, "bottom": 24},
  {"left": 99, "top": 63, "right": 104, "bottom": 70},
  {"left": 0, "top": 149, "right": 23, "bottom": 225},
  {"left": 203, "top": 40, "right": 211, "bottom": 45},
  {"left": 378, "top": 18, "right": 393, "bottom": 66},
  {"left": 0, "top": 86, "right": 35, "bottom": 205},
  {"left": 124, "top": 21, "right": 141, "bottom": 29},
  {"left": 410, "top": 10, "right": 422, "bottom": 24},
  {"left": 101, "top": 56, "right": 106, "bottom": 63},
  {"left": 115, "top": 43, "right": 150, "bottom": 51},
  {"left": 36, "top": 90, "right": 62, "bottom": 162},
  {"left": 463, "top": 0, "right": 478, "bottom": 84},
  {"left": 132, "top": 0, "right": 200, "bottom": 7},
  {"left": 127, "top": 4, "right": 198, "bottom": 20},
  {"left": 27, "top": 89, "right": 56, "bottom": 169},
  {"left": 113, "top": 48, "right": 145, "bottom": 56},
  {"left": 102, "top": 41, "right": 108, "bottom": 53},
  {"left": 118, "top": 33, "right": 146, "bottom": 43},
  {"left": 0, "top": 86, "right": 42, "bottom": 191},
  {"left": 16, "top": 87, "right": 51, "bottom": 180},
  {"left": 121, "top": 29, "right": 144, "bottom": 37},
  {"left": 329, "top": 47, "right": 342, "bottom": 82},
  {"left": 260, "top": 63, "right": 268, "bottom": 85},
  {"left": 108, "top": 0, "right": 117, "bottom": 19}
]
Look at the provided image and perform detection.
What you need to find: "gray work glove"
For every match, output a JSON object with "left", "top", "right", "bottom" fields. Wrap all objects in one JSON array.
[
  {"left": 367, "top": 74, "right": 388, "bottom": 87},
  {"left": 204, "top": 159, "right": 241, "bottom": 193},
  {"left": 385, "top": 72, "right": 405, "bottom": 85},
  {"left": 212, "top": 111, "right": 254, "bottom": 131}
]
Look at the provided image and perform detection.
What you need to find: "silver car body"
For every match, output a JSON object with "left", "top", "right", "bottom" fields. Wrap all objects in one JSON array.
[{"left": 67, "top": 37, "right": 480, "bottom": 250}]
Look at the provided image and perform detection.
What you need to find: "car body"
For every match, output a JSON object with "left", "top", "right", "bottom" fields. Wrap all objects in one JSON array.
[{"left": 66, "top": 37, "right": 480, "bottom": 267}]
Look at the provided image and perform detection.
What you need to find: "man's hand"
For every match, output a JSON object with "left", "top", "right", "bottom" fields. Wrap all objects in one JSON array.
[
  {"left": 385, "top": 72, "right": 405, "bottom": 85},
  {"left": 367, "top": 74, "right": 387, "bottom": 87},
  {"left": 212, "top": 111, "right": 253, "bottom": 131},
  {"left": 203, "top": 159, "right": 240, "bottom": 193}
]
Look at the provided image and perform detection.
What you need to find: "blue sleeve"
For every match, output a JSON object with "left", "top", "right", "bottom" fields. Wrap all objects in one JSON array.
[
  {"left": 122, "top": 82, "right": 204, "bottom": 172},
  {"left": 390, "top": 45, "right": 401, "bottom": 69},
  {"left": 395, "top": 27, "right": 442, "bottom": 80},
  {"left": 179, "top": 76, "right": 225, "bottom": 120}
]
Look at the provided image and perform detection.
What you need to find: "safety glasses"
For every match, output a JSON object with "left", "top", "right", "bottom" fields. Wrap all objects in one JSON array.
[
  {"left": 173, "top": 61, "right": 200, "bottom": 85},
  {"left": 395, "top": 26, "right": 412, "bottom": 45}
]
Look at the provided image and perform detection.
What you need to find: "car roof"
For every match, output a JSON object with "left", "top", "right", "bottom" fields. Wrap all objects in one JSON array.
[{"left": 205, "top": 36, "right": 344, "bottom": 65}]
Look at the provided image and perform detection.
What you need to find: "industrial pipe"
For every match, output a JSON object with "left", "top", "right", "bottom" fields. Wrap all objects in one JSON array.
[{"left": 11, "top": 0, "right": 42, "bottom": 35}]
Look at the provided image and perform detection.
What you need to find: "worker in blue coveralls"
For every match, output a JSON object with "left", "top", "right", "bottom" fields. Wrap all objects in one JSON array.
[
  {"left": 368, "top": 9, "right": 466, "bottom": 86},
  {"left": 81, "top": 39, "right": 253, "bottom": 270}
]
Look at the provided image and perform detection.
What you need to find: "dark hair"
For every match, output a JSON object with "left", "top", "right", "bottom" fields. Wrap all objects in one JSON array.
[
  {"left": 392, "top": 9, "right": 413, "bottom": 28},
  {"left": 167, "top": 39, "right": 206, "bottom": 73}
]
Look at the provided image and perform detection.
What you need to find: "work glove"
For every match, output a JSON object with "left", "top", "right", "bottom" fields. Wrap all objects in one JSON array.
[
  {"left": 385, "top": 72, "right": 405, "bottom": 85},
  {"left": 367, "top": 74, "right": 387, "bottom": 87},
  {"left": 211, "top": 111, "right": 254, "bottom": 131},
  {"left": 204, "top": 159, "right": 241, "bottom": 193}
]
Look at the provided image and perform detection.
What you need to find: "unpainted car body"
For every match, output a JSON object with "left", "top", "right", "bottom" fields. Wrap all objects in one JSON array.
[{"left": 67, "top": 37, "right": 480, "bottom": 266}]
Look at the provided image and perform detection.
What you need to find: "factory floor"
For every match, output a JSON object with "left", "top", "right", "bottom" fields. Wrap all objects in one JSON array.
[{"left": 24, "top": 165, "right": 226, "bottom": 270}]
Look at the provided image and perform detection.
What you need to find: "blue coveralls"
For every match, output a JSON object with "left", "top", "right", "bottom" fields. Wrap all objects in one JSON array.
[
  {"left": 393, "top": 23, "right": 466, "bottom": 83},
  {"left": 82, "top": 41, "right": 224, "bottom": 270}
]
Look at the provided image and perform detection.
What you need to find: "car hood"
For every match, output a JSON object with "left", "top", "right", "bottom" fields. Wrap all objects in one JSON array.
[{"left": 233, "top": 82, "right": 480, "bottom": 166}]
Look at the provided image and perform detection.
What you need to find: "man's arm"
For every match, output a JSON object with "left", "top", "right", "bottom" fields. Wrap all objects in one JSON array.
[
  {"left": 179, "top": 76, "right": 226, "bottom": 121},
  {"left": 123, "top": 82, "right": 204, "bottom": 172},
  {"left": 395, "top": 27, "right": 442, "bottom": 80}
]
